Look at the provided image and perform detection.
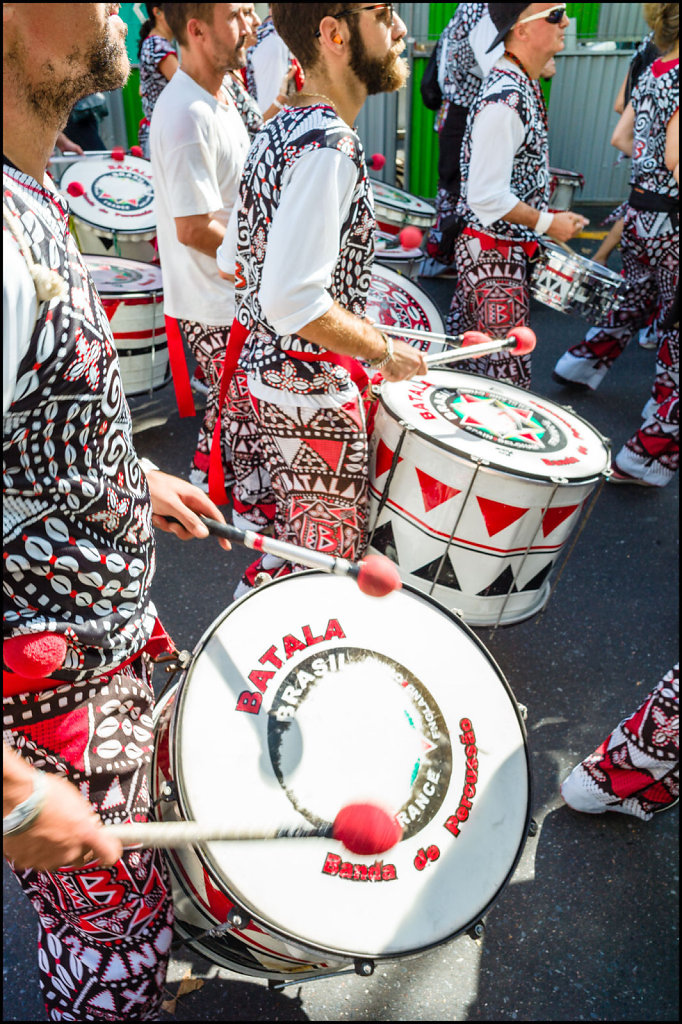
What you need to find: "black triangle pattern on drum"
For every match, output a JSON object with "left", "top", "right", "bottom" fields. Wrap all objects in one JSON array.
[
  {"left": 520, "top": 560, "right": 554, "bottom": 592},
  {"left": 477, "top": 565, "right": 518, "bottom": 597},
  {"left": 412, "top": 556, "right": 461, "bottom": 591},
  {"left": 369, "top": 521, "right": 399, "bottom": 563}
]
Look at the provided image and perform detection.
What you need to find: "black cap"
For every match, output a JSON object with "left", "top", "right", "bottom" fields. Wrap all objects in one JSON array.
[{"left": 486, "top": 3, "right": 533, "bottom": 52}]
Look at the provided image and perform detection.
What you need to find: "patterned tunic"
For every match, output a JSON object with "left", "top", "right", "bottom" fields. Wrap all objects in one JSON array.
[
  {"left": 437, "top": 3, "right": 487, "bottom": 108},
  {"left": 458, "top": 63, "right": 550, "bottom": 244},
  {"left": 234, "top": 104, "right": 376, "bottom": 398},
  {"left": 138, "top": 34, "right": 176, "bottom": 156},
  {"left": 224, "top": 71, "right": 264, "bottom": 140},
  {"left": 631, "top": 57, "right": 679, "bottom": 200},
  {"left": 3, "top": 163, "right": 157, "bottom": 682}
]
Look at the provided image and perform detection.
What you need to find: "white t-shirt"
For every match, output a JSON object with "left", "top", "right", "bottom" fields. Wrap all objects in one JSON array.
[
  {"left": 150, "top": 68, "right": 250, "bottom": 326},
  {"left": 216, "top": 147, "right": 359, "bottom": 337},
  {"left": 250, "top": 31, "right": 290, "bottom": 113}
]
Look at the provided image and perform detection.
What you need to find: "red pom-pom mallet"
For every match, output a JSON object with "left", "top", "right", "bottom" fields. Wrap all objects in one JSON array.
[
  {"left": 3, "top": 633, "right": 67, "bottom": 677},
  {"left": 506, "top": 326, "right": 536, "bottom": 355},
  {"left": 355, "top": 554, "right": 402, "bottom": 597},
  {"left": 129, "top": 145, "right": 143, "bottom": 158},
  {"left": 461, "top": 330, "right": 494, "bottom": 348},
  {"left": 368, "top": 153, "right": 386, "bottom": 171},
  {"left": 399, "top": 226, "right": 423, "bottom": 250},
  {"left": 66, "top": 181, "right": 85, "bottom": 197},
  {"left": 332, "top": 803, "right": 402, "bottom": 855},
  {"left": 111, "top": 146, "right": 126, "bottom": 161}
]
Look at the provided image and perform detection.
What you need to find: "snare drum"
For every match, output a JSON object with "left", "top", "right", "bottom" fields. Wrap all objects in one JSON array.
[
  {"left": 84, "top": 255, "right": 170, "bottom": 396},
  {"left": 371, "top": 180, "right": 436, "bottom": 236},
  {"left": 375, "top": 230, "right": 423, "bottom": 279},
  {"left": 548, "top": 167, "right": 584, "bottom": 212},
  {"left": 152, "top": 572, "right": 531, "bottom": 979},
  {"left": 367, "top": 370, "right": 610, "bottom": 627},
  {"left": 368, "top": 265, "right": 445, "bottom": 354},
  {"left": 530, "top": 241, "right": 624, "bottom": 322},
  {"left": 61, "top": 155, "right": 157, "bottom": 263}
]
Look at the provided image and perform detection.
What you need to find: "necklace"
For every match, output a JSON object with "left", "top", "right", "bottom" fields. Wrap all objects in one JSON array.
[
  {"left": 294, "top": 91, "right": 338, "bottom": 112},
  {"left": 503, "top": 50, "right": 548, "bottom": 130}
]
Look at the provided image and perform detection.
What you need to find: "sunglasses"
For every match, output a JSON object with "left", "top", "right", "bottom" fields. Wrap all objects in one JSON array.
[
  {"left": 518, "top": 4, "right": 567, "bottom": 26},
  {"left": 315, "top": 4, "right": 395, "bottom": 38}
]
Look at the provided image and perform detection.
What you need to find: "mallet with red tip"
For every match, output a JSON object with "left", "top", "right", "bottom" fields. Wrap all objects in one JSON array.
[
  {"left": 423, "top": 326, "right": 536, "bottom": 367},
  {"left": 164, "top": 515, "right": 402, "bottom": 598},
  {"left": 103, "top": 802, "right": 402, "bottom": 854}
]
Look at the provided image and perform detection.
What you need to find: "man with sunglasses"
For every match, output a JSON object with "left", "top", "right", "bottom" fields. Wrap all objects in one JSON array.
[
  {"left": 444, "top": 3, "right": 588, "bottom": 389},
  {"left": 216, "top": 2, "right": 426, "bottom": 595}
]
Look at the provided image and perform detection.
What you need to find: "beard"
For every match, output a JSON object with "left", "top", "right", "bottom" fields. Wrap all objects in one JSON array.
[
  {"left": 348, "top": 32, "right": 409, "bottom": 95},
  {"left": 7, "top": 17, "right": 129, "bottom": 128}
]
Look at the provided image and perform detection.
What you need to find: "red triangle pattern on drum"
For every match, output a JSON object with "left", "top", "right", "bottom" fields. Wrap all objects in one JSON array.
[
  {"left": 477, "top": 496, "right": 529, "bottom": 537},
  {"left": 375, "top": 439, "right": 402, "bottom": 479},
  {"left": 415, "top": 468, "right": 461, "bottom": 512},
  {"left": 541, "top": 504, "right": 579, "bottom": 537}
]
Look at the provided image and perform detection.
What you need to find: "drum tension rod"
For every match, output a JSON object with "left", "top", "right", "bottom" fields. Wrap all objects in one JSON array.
[{"left": 267, "top": 960, "right": 375, "bottom": 991}]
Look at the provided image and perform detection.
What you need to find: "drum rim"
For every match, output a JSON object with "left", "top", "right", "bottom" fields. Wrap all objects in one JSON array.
[
  {"left": 83, "top": 253, "right": 163, "bottom": 294},
  {"left": 69, "top": 212, "right": 156, "bottom": 236},
  {"left": 536, "top": 242, "right": 624, "bottom": 285},
  {"left": 369, "top": 264, "right": 446, "bottom": 334},
  {"left": 165, "top": 571, "right": 533, "bottom": 963},
  {"left": 377, "top": 371, "right": 611, "bottom": 484}
]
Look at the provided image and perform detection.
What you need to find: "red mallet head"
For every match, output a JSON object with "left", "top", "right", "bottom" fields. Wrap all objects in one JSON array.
[
  {"left": 66, "top": 181, "right": 85, "bottom": 198},
  {"left": 506, "top": 326, "right": 536, "bottom": 356},
  {"left": 368, "top": 153, "right": 386, "bottom": 171},
  {"left": 399, "top": 226, "right": 423, "bottom": 250},
  {"left": 356, "top": 554, "right": 402, "bottom": 597},
  {"left": 461, "top": 330, "right": 493, "bottom": 348},
  {"left": 3, "top": 632, "right": 67, "bottom": 678},
  {"left": 332, "top": 803, "right": 402, "bottom": 855},
  {"left": 111, "top": 147, "right": 126, "bottom": 161},
  {"left": 129, "top": 145, "right": 143, "bottom": 158}
]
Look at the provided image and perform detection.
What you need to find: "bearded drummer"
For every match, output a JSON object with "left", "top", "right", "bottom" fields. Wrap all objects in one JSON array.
[
  {"left": 444, "top": 3, "right": 588, "bottom": 390},
  {"left": 215, "top": 2, "right": 426, "bottom": 596}
]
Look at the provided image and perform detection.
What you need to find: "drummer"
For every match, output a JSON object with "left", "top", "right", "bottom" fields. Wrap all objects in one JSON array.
[
  {"left": 553, "top": 2, "right": 679, "bottom": 488},
  {"left": 444, "top": 3, "right": 587, "bottom": 390},
  {"left": 216, "top": 1, "right": 426, "bottom": 596}
]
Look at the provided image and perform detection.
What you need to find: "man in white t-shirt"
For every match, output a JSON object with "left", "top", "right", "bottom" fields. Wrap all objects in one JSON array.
[
  {"left": 150, "top": 2, "right": 251, "bottom": 490},
  {"left": 244, "top": 5, "right": 294, "bottom": 113}
]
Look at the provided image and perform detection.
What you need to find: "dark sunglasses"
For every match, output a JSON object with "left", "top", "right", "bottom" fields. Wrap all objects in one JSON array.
[
  {"left": 518, "top": 5, "right": 567, "bottom": 26},
  {"left": 315, "top": 3, "right": 395, "bottom": 38}
]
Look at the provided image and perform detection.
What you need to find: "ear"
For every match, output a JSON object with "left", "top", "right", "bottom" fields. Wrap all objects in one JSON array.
[{"left": 317, "top": 15, "right": 346, "bottom": 53}]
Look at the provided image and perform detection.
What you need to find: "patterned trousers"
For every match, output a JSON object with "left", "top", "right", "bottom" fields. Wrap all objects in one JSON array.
[
  {"left": 562, "top": 664, "right": 679, "bottom": 820},
  {"left": 224, "top": 368, "right": 275, "bottom": 533},
  {"left": 177, "top": 319, "right": 233, "bottom": 485},
  {"left": 4, "top": 659, "right": 174, "bottom": 1021},
  {"left": 445, "top": 232, "right": 533, "bottom": 389},
  {"left": 553, "top": 208, "right": 679, "bottom": 485},
  {"left": 235, "top": 385, "right": 369, "bottom": 595}
]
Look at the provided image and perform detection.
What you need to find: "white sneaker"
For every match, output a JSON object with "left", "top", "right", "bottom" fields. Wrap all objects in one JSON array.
[
  {"left": 638, "top": 324, "right": 658, "bottom": 350},
  {"left": 190, "top": 371, "right": 210, "bottom": 396}
]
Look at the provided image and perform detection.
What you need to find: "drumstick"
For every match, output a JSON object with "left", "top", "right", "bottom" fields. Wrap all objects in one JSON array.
[
  {"left": 165, "top": 515, "right": 402, "bottom": 597},
  {"left": 104, "top": 803, "right": 402, "bottom": 855},
  {"left": 376, "top": 325, "right": 496, "bottom": 350},
  {"left": 423, "top": 327, "right": 536, "bottom": 367}
]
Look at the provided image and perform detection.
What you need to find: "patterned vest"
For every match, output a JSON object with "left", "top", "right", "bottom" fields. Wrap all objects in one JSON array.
[
  {"left": 458, "top": 64, "right": 550, "bottom": 243},
  {"left": 235, "top": 105, "right": 376, "bottom": 397},
  {"left": 3, "top": 164, "right": 156, "bottom": 682},
  {"left": 631, "top": 58, "right": 679, "bottom": 200}
]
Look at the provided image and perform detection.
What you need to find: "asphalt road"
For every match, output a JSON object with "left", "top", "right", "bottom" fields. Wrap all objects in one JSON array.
[{"left": 3, "top": 222, "right": 679, "bottom": 1021}]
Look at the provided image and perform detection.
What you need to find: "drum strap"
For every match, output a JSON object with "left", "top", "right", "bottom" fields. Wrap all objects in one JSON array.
[
  {"left": 462, "top": 227, "right": 539, "bottom": 258},
  {"left": 208, "top": 318, "right": 250, "bottom": 505},
  {"left": 628, "top": 185, "right": 679, "bottom": 217},
  {"left": 164, "top": 315, "right": 197, "bottom": 418}
]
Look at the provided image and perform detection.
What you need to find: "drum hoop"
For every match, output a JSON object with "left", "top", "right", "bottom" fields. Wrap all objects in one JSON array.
[
  {"left": 167, "top": 571, "right": 532, "bottom": 963},
  {"left": 99, "top": 289, "right": 164, "bottom": 300},
  {"left": 369, "top": 266, "right": 446, "bottom": 333},
  {"left": 536, "top": 244, "right": 623, "bottom": 286},
  {"left": 377, "top": 375, "right": 611, "bottom": 484},
  {"left": 69, "top": 212, "right": 156, "bottom": 236}
]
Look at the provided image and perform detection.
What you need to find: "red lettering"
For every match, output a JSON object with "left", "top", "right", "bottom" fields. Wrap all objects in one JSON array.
[
  {"left": 460, "top": 718, "right": 473, "bottom": 731},
  {"left": 322, "top": 853, "right": 340, "bottom": 876},
  {"left": 324, "top": 619, "right": 346, "bottom": 641},
  {"left": 444, "top": 814, "right": 461, "bottom": 837},
  {"left": 283, "top": 634, "right": 306, "bottom": 659},
  {"left": 541, "top": 456, "right": 580, "bottom": 466},
  {"left": 236, "top": 691, "right": 263, "bottom": 715},
  {"left": 248, "top": 669, "right": 275, "bottom": 693},
  {"left": 321, "top": 854, "right": 397, "bottom": 881},
  {"left": 302, "top": 625, "right": 324, "bottom": 646},
  {"left": 260, "top": 645, "right": 282, "bottom": 669}
]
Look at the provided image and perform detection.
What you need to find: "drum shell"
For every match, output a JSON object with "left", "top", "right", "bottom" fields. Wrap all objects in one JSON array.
[
  {"left": 72, "top": 219, "right": 157, "bottom": 263},
  {"left": 374, "top": 231, "right": 423, "bottom": 280},
  {"left": 367, "top": 265, "right": 445, "bottom": 353},
  {"left": 548, "top": 168, "right": 583, "bottom": 212},
  {"left": 150, "top": 573, "right": 531, "bottom": 978},
  {"left": 530, "top": 244, "right": 623, "bottom": 321},
  {"left": 101, "top": 292, "right": 170, "bottom": 396},
  {"left": 367, "top": 381, "right": 608, "bottom": 626},
  {"left": 371, "top": 181, "right": 436, "bottom": 234}
]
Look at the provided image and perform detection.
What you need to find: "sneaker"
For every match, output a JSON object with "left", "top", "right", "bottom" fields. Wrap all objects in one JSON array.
[
  {"left": 638, "top": 324, "right": 658, "bottom": 350},
  {"left": 190, "top": 370, "right": 210, "bottom": 396},
  {"left": 608, "top": 463, "right": 657, "bottom": 487},
  {"left": 551, "top": 371, "right": 591, "bottom": 391}
]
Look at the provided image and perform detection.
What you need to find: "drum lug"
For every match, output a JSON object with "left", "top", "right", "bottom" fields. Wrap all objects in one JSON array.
[
  {"left": 354, "top": 958, "right": 375, "bottom": 978},
  {"left": 517, "top": 703, "right": 528, "bottom": 721},
  {"left": 152, "top": 780, "right": 177, "bottom": 806},
  {"left": 226, "top": 905, "right": 251, "bottom": 931},
  {"left": 467, "top": 920, "right": 485, "bottom": 942},
  {"left": 528, "top": 818, "right": 539, "bottom": 838}
]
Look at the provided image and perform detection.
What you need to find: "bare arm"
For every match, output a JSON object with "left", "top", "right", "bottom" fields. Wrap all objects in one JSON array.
[
  {"left": 158, "top": 52, "right": 179, "bottom": 82},
  {"left": 665, "top": 109, "right": 679, "bottom": 180},
  {"left": 611, "top": 101, "right": 635, "bottom": 157},
  {"left": 503, "top": 202, "right": 589, "bottom": 244},
  {"left": 175, "top": 212, "right": 226, "bottom": 258},
  {"left": 613, "top": 69, "right": 629, "bottom": 115}
]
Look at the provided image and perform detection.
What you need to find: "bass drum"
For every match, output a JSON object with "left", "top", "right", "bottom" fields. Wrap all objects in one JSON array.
[
  {"left": 152, "top": 573, "right": 531, "bottom": 980},
  {"left": 367, "top": 265, "right": 445, "bottom": 354}
]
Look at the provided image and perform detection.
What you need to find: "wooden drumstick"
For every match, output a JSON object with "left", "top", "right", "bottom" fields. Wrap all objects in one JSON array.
[
  {"left": 423, "top": 327, "right": 536, "bottom": 367},
  {"left": 105, "top": 804, "right": 402, "bottom": 855}
]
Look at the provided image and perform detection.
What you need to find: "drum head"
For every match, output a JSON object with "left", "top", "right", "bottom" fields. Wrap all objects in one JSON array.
[
  {"left": 371, "top": 180, "right": 436, "bottom": 228},
  {"left": 172, "top": 573, "right": 530, "bottom": 961},
  {"left": 368, "top": 265, "right": 444, "bottom": 351},
  {"left": 83, "top": 254, "right": 163, "bottom": 296},
  {"left": 379, "top": 370, "right": 610, "bottom": 482},
  {"left": 61, "top": 155, "right": 156, "bottom": 236}
]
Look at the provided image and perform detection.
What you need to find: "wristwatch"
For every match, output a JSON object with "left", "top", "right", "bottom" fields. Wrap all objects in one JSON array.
[
  {"left": 3, "top": 769, "right": 48, "bottom": 838},
  {"left": 368, "top": 331, "right": 394, "bottom": 370}
]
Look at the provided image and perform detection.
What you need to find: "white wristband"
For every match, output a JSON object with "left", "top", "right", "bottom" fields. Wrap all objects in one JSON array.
[
  {"left": 139, "top": 458, "right": 159, "bottom": 474},
  {"left": 535, "top": 211, "right": 554, "bottom": 235}
]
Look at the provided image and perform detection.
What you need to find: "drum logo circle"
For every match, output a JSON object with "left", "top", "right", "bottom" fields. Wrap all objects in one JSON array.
[
  {"left": 92, "top": 170, "right": 154, "bottom": 212},
  {"left": 267, "top": 647, "right": 452, "bottom": 841},
  {"left": 430, "top": 387, "right": 566, "bottom": 452}
]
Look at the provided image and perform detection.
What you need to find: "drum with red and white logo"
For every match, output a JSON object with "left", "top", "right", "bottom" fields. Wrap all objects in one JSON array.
[
  {"left": 61, "top": 154, "right": 157, "bottom": 262},
  {"left": 84, "top": 255, "right": 170, "bottom": 396},
  {"left": 152, "top": 572, "right": 531, "bottom": 980},
  {"left": 367, "top": 370, "right": 611, "bottom": 627},
  {"left": 367, "top": 265, "right": 445, "bottom": 354},
  {"left": 371, "top": 180, "right": 436, "bottom": 236}
]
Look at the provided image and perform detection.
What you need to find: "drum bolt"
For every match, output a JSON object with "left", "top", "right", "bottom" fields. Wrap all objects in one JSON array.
[
  {"left": 517, "top": 703, "right": 528, "bottom": 721},
  {"left": 468, "top": 921, "right": 485, "bottom": 941},
  {"left": 354, "top": 959, "right": 375, "bottom": 977},
  {"left": 226, "top": 907, "right": 250, "bottom": 931},
  {"left": 253, "top": 572, "right": 272, "bottom": 588},
  {"left": 528, "top": 818, "right": 539, "bottom": 837}
]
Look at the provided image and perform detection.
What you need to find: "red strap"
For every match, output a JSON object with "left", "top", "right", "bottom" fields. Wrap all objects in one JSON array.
[
  {"left": 164, "top": 315, "right": 196, "bottom": 418},
  {"left": 463, "top": 227, "right": 538, "bottom": 258},
  {"left": 286, "top": 349, "right": 369, "bottom": 394},
  {"left": 208, "top": 319, "right": 250, "bottom": 505}
]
